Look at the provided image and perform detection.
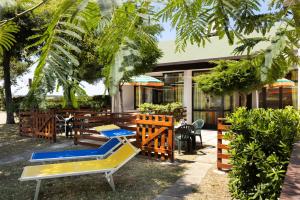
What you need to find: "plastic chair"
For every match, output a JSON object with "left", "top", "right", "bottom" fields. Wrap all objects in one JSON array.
[
  {"left": 55, "top": 115, "right": 65, "bottom": 135},
  {"left": 175, "top": 124, "right": 195, "bottom": 154},
  {"left": 192, "top": 119, "right": 205, "bottom": 147}
]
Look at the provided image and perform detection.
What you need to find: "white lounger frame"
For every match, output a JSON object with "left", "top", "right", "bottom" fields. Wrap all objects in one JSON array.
[
  {"left": 20, "top": 139, "right": 140, "bottom": 200},
  {"left": 29, "top": 138, "right": 122, "bottom": 162}
]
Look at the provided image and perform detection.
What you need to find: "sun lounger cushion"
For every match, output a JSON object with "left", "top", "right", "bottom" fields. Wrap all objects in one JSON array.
[
  {"left": 101, "top": 129, "right": 134, "bottom": 138},
  {"left": 20, "top": 143, "right": 136, "bottom": 181},
  {"left": 94, "top": 124, "right": 120, "bottom": 132},
  {"left": 30, "top": 138, "right": 121, "bottom": 162}
]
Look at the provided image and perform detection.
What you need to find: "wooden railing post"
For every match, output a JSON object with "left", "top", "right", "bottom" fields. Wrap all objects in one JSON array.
[{"left": 217, "top": 118, "right": 232, "bottom": 170}]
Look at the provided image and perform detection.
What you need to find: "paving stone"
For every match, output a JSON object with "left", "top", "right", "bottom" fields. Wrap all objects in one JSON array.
[
  {"left": 160, "top": 183, "right": 198, "bottom": 198},
  {"left": 153, "top": 130, "right": 218, "bottom": 200}
]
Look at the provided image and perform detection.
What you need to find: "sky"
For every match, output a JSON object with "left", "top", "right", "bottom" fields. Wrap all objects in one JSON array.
[{"left": 158, "top": 1, "right": 271, "bottom": 41}]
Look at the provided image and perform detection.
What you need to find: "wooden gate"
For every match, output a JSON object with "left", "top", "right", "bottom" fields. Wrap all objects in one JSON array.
[
  {"left": 19, "top": 111, "right": 56, "bottom": 142},
  {"left": 217, "top": 118, "right": 231, "bottom": 170},
  {"left": 32, "top": 111, "right": 56, "bottom": 142},
  {"left": 136, "top": 114, "right": 174, "bottom": 162}
]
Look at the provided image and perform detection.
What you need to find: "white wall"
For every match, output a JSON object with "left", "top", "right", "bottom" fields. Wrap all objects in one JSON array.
[
  {"left": 183, "top": 70, "right": 193, "bottom": 123},
  {"left": 122, "top": 85, "right": 135, "bottom": 111},
  {"left": 252, "top": 90, "right": 259, "bottom": 108}
]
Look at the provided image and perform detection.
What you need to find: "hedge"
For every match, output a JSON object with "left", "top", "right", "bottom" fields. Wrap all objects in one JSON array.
[
  {"left": 227, "top": 107, "right": 300, "bottom": 199},
  {"left": 139, "top": 102, "right": 184, "bottom": 120}
]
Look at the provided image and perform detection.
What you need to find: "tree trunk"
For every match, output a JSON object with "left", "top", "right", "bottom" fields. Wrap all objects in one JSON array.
[
  {"left": 119, "top": 84, "right": 124, "bottom": 113},
  {"left": 2, "top": 51, "right": 15, "bottom": 124},
  {"left": 64, "top": 85, "right": 73, "bottom": 109}
]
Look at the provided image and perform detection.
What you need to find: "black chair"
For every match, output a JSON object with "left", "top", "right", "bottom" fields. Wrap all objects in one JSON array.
[{"left": 175, "top": 124, "right": 195, "bottom": 154}]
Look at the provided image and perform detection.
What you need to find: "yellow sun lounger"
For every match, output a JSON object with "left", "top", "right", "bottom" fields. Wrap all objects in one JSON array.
[{"left": 19, "top": 142, "right": 140, "bottom": 200}]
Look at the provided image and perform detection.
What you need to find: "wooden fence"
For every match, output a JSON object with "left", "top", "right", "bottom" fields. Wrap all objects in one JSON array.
[
  {"left": 136, "top": 114, "right": 174, "bottom": 162},
  {"left": 19, "top": 110, "right": 56, "bottom": 142},
  {"left": 19, "top": 110, "right": 177, "bottom": 162},
  {"left": 73, "top": 112, "right": 136, "bottom": 147},
  {"left": 217, "top": 118, "right": 232, "bottom": 170},
  {"left": 19, "top": 111, "right": 33, "bottom": 137}
]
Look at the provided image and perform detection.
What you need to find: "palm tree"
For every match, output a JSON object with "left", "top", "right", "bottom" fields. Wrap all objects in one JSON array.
[{"left": 21, "top": 0, "right": 160, "bottom": 109}]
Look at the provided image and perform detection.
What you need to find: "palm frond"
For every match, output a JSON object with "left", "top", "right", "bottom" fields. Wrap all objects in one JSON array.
[
  {"left": 98, "top": 1, "right": 161, "bottom": 95},
  {"left": 0, "top": 21, "right": 19, "bottom": 55},
  {"left": 26, "top": 0, "right": 87, "bottom": 108},
  {"left": 233, "top": 37, "right": 270, "bottom": 55}
]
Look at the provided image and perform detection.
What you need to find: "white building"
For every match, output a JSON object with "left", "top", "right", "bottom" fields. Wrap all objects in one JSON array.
[{"left": 114, "top": 36, "right": 300, "bottom": 129}]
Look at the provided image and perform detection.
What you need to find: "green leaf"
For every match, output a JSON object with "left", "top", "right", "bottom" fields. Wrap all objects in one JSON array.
[{"left": 0, "top": 21, "right": 19, "bottom": 55}]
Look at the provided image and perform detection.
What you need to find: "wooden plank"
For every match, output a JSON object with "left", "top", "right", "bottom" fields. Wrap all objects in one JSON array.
[
  {"left": 217, "top": 162, "right": 232, "bottom": 170},
  {"left": 217, "top": 134, "right": 225, "bottom": 139},
  {"left": 136, "top": 119, "right": 173, "bottom": 127},
  {"left": 217, "top": 153, "right": 230, "bottom": 159},
  {"left": 217, "top": 124, "right": 230, "bottom": 131},
  {"left": 217, "top": 144, "right": 230, "bottom": 150},
  {"left": 148, "top": 126, "right": 153, "bottom": 160},
  {"left": 141, "top": 127, "right": 146, "bottom": 156},
  {"left": 161, "top": 129, "right": 166, "bottom": 161},
  {"left": 168, "top": 127, "right": 173, "bottom": 162},
  {"left": 154, "top": 128, "right": 158, "bottom": 159}
]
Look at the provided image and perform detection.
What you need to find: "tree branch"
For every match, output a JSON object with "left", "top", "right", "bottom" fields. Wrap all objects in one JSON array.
[{"left": 0, "top": 0, "right": 49, "bottom": 26}]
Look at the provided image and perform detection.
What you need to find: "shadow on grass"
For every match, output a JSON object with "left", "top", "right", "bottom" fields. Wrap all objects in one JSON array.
[{"left": 0, "top": 157, "right": 185, "bottom": 200}]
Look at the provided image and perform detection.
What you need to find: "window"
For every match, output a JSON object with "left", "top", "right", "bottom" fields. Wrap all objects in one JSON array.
[
  {"left": 134, "top": 73, "right": 184, "bottom": 108},
  {"left": 192, "top": 71, "right": 233, "bottom": 129}
]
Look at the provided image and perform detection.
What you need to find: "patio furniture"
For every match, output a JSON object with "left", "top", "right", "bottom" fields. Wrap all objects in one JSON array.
[
  {"left": 19, "top": 142, "right": 141, "bottom": 200},
  {"left": 94, "top": 124, "right": 121, "bottom": 131},
  {"left": 55, "top": 115, "right": 65, "bottom": 135},
  {"left": 55, "top": 115, "right": 73, "bottom": 137},
  {"left": 175, "top": 124, "right": 195, "bottom": 154},
  {"left": 64, "top": 116, "right": 74, "bottom": 138},
  {"left": 192, "top": 119, "right": 205, "bottom": 147},
  {"left": 30, "top": 137, "right": 121, "bottom": 162}
]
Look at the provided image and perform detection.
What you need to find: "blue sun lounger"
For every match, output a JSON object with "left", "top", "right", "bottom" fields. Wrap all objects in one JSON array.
[
  {"left": 30, "top": 137, "right": 121, "bottom": 162},
  {"left": 100, "top": 129, "right": 135, "bottom": 138}
]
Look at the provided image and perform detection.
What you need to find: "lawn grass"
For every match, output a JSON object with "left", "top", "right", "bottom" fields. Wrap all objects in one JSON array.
[
  {"left": 0, "top": 124, "right": 185, "bottom": 200},
  {"left": 0, "top": 158, "right": 184, "bottom": 200},
  {"left": 0, "top": 124, "right": 59, "bottom": 159}
]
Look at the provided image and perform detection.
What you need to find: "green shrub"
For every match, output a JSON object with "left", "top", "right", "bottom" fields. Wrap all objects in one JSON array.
[
  {"left": 19, "top": 95, "right": 111, "bottom": 111},
  {"left": 139, "top": 102, "right": 184, "bottom": 120},
  {"left": 227, "top": 107, "right": 300, "bottom": 199}
]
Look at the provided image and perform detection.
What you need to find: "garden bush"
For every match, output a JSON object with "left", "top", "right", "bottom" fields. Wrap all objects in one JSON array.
[
  {"left": 139, "top": 102, "right": 184, "bottom": 120},
  {"left": 227, "top": 107, "right": 300, "bottom": 199}
]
